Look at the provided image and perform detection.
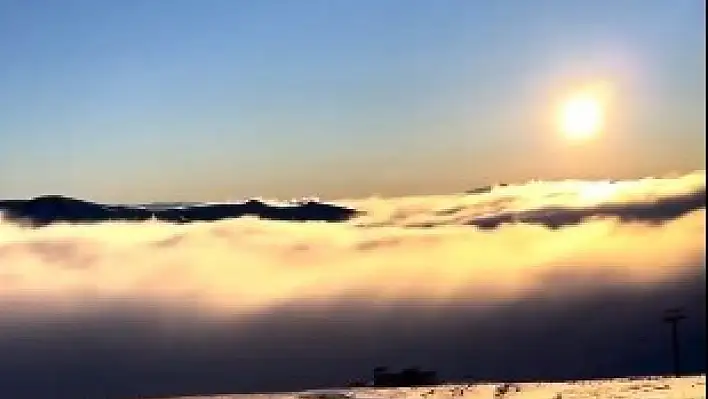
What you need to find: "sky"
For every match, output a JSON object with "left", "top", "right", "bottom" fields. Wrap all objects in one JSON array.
[{"left": 0, "top": 0, "right": 705, "bottom": 202}]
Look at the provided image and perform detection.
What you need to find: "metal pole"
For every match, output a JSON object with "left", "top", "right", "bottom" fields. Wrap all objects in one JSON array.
[{"left": 663, "top": 308, "right": 686, "bottom": 377}]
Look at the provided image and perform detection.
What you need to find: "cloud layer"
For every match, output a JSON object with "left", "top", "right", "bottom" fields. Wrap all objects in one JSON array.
[{"left": 0, "top": 171, "right": 705, "bottom": 399}]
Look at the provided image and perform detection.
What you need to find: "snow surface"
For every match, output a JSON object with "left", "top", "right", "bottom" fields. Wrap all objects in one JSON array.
[{"left": 162, "top": 375, "right": 705, "bottom": 399}]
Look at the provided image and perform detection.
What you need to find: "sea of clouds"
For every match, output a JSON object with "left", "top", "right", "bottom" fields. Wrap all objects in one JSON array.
[{"left": 0, "top": 171, "right": 705, "bottom": 399}]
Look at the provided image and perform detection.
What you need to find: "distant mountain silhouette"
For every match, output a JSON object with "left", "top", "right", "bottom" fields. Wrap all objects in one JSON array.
[
  {"left": 1, "top": 187, "right": 704, "bottom": 229},
  {"left": 0, "top": 195, "right": 359, "bottom": 227},
  {"left": 464, "top": 185, "right": 495, "bottom": 195}
]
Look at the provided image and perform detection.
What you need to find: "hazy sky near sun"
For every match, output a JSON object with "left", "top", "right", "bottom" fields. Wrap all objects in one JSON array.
[{"left": 0, "top": 0, "right": 705, "bottom": 202}]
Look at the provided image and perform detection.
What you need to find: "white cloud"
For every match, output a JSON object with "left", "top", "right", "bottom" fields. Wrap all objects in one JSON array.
[{"left": 0, "top": 170, "right": 704, "bottom": 316}]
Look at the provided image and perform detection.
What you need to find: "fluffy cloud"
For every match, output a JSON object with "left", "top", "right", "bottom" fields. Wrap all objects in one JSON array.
[{"left": 0, "top": 171, "right": 705, "bottom": 399}]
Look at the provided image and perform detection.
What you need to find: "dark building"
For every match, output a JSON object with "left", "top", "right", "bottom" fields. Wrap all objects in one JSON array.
[{"left": 372, "top": 367, "right": 439, "bottom": 387}]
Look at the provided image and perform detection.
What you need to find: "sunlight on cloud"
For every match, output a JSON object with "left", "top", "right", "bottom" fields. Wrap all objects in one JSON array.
[
  {"left": 0, "top": 171, "right": 705, "bottom": 317},
  {"left": 345, "top": 170, "right": 706, "bottom": 227}
]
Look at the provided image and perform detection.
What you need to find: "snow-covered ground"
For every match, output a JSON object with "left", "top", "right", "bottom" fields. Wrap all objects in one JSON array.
[{"left": 164, "top": 375, "right": 705, "bottom": 399}]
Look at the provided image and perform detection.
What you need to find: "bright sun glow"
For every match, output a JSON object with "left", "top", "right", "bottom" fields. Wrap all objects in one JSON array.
[{"left": 558, "top": 94, "right": 605, "bottom": 140}]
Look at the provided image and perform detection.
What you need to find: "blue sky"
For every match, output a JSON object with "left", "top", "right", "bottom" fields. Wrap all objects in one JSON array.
[{"left": 1, "top": 0, "right": 704, "bottom": 202}]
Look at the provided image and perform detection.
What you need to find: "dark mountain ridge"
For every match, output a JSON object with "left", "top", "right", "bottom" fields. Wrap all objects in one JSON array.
[{"left": 0, "top": 195, "right": 359, "bottom": 227}]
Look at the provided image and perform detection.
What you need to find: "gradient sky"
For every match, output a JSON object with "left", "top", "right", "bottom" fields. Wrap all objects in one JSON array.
[{"left": 1, "top": 0, "right": 705, "bottom": 202}]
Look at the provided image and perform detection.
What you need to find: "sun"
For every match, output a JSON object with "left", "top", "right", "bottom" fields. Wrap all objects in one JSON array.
[{"left": 558, "top": 93, "right": 604, "bottom": 140}]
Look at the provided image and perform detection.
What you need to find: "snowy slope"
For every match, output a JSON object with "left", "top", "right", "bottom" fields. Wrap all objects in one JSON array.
[{"left": 163, "top": 375, "right": 705, "bottom": 399}]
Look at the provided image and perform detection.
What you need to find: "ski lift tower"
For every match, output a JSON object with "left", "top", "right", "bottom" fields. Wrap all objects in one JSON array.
[{"left": 662, "top": 308, "right": 686, "bottom": 377}]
